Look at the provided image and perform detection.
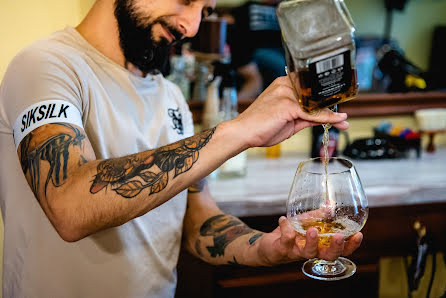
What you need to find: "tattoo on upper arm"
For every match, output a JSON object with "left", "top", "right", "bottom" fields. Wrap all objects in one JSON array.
[
  {"left": 198, "top": 214, "right": 255, "bottom": 258},
  {"left": 188, "top": 179, "right": 206, "bottom": 193},
  {"left": 19, "top": 123, "right": 86, "bottom": 199},
  {"left": 90, "top": 128, "right": 216, "bottom": 198}
]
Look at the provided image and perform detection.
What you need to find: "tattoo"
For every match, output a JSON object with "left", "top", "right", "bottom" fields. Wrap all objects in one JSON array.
[
  {"left": 227, "top": 256, "right": 240, "bottom": 266},
  {"left": 90, "top": 128, "right": 216, "bottom": 198},
  {"left": 199, "top": 214, "right": 254, "bottom": 258},
  {"left": 19, "top": 123, "right": 85, "bottom": 199},
  {"left": 249, "top": 233, "right": 263, "bottom": 245},
  {"left": 188, "top": 179, "right": 206, "bottom": 193},
  {"left": 78, "top": 155, "right": 88, "bottom": 166},
  {"left": 195, "top": 239, "right": 203, "bottom": 257}
]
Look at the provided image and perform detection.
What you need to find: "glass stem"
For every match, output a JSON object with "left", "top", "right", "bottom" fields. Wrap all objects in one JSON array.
[{"left": 312, "top": 258, "right": 346, "bottom": 275}]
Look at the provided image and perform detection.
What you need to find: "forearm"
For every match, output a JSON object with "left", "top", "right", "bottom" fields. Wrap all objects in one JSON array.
[
  {"left": 185, "top": 212, "right": 268, "bottom": 266},
  {"left": 26, "top": 122, "right": 246, "bottom": 241}
]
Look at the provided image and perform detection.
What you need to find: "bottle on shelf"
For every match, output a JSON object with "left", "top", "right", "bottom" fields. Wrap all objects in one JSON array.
[
  {"left": 167, "top": 46, "right": 191, "bottom": 100},
  {"left": 217, "top": 67, "right": 247, "bottom": 178},
  {"left": 202, "top": 76, "right": 222, "bottom": 130}
]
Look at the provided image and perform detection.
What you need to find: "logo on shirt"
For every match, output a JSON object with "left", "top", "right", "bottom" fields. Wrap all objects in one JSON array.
[{"left": 168, "top": 108, "right": 183, "bottom": 135}]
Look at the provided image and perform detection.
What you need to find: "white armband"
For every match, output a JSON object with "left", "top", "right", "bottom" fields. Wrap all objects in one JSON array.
[{"left": 13, "top": 100, "right": 84, "bottom": 149}]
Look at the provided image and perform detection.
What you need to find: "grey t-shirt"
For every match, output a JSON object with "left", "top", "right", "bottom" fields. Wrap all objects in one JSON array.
[{"left": 0, "top": 27, "right": 194, "bottom": 298}]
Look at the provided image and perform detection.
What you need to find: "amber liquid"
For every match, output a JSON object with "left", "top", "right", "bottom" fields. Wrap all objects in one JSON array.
[
  {"left": 297, "top": 69, "right": 358, "bottom": 114},
  {"left": 291, "top": 216, "right": 362, "bottom": 247},
  {"left": 302, "top": 218, "right": 345, "bottom": 247}
]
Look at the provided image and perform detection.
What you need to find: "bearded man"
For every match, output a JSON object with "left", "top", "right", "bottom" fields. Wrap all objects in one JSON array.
[{"left": 0, "top": 0, "right": 361, "bottom": 297}]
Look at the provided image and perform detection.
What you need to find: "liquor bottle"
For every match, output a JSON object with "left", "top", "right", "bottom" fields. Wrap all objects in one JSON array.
[
  {"left": 277, "top": 0, "right": 359, "bottom": 113},
  {"left": 167, "top": 55, "right": 190, "bottom": 100},
  {"left": 217, "top": 68, "right": 247, "bottom": 178}
]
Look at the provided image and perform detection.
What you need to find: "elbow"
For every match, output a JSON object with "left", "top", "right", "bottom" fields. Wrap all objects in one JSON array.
[
  {"left": 46, "top": 196, "right": 87, "bottom": 242},
  {"left": 52, "top": 213, "right": 86, "bottom": 242},
  {"left": 55, "top": 225, "right": 85, "bottom": 243}
]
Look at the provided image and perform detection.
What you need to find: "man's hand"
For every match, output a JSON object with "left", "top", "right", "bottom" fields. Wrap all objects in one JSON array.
[
  {"left": 231, "top": 76, "right": 349, "bottom": 148},
  {"left": 256, "top": 216, "right": 363, "bottom": 266}
]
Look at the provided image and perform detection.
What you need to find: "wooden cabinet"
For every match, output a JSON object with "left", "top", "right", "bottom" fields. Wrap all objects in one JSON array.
[{"left": 176, "top": 201, "right": 446, "bottom": 298}]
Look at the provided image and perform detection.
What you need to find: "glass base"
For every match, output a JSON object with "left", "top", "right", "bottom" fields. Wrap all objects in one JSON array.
[{"left": 302, "top": 257, "right": 356, "bottom": 281}]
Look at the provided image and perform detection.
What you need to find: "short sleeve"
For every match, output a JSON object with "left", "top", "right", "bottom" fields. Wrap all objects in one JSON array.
[{"left": 0, "top": 44, "right": 84, "bottom": 133}]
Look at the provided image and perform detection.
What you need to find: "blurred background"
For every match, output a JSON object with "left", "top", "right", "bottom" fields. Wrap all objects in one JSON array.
[{"left": 1, "top": 0, "right": 446, "bottom": 297}]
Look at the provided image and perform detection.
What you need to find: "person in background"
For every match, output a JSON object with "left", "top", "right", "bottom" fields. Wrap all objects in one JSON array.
[
  {"left": 226, "top": 0, "right": 286, "bottom": 100},
  {"left": 0, "top": 0, "right": 361, "bottom": 297}
]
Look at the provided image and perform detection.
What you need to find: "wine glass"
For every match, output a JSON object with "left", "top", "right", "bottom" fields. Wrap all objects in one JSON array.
[{"left": 286, "top": 157, "right": 368, "bottom": 281}]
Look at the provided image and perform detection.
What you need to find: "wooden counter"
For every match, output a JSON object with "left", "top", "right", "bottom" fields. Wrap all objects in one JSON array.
[{"left": 176, "top": 150, "right": 446, "bottom": 298}]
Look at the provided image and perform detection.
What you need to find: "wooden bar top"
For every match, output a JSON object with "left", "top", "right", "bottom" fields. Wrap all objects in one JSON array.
[{"left": 208, "top": 149, "right": 446, "bottom": 217}]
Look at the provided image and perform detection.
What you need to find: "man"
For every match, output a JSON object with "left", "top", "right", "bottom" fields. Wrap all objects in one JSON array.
[
  {"left": 0, "top": 0, "right": 362, "bottom": 297},
  {"left": 227, "top": 0, "right": 286, "bottom": 100}
]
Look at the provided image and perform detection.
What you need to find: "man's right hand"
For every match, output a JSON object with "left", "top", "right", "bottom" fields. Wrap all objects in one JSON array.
[{"left": 230, "top": 76, "right": 349, "bottom": 149}]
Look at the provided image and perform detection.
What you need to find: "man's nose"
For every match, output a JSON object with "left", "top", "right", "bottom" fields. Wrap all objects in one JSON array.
[{"left": 178, "top": 7, "right": 202, "bottom": 38}]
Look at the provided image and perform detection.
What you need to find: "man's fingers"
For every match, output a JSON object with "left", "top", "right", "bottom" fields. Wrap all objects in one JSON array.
[
  {"left": 332, "top": 120, "right": 349, "bottom": 130},
  {"left": 294, "top": 120, "right": 319, "bottom": 132},
  {"left": 299, "top": 108, "right": 348, "bottom": 125},
  {"left": 278, "top": 217, "right": 298, "bottom": 249},
  {"left": 342, "top": 232, "right": 363, "bottom": 256},
  {"left": 321, "top": 234, "right": 345, "bottom": 261},
  {"left": 301, "top": 227, "right": 318, "bottom": 259}
]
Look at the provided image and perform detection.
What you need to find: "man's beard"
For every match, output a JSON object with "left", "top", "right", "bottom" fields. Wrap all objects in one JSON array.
[{"left": 114, "top": 0, "right": 182, "bottom": 75}]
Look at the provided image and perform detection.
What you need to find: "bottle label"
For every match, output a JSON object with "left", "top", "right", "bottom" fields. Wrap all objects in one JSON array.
[{"left": 308, "top": 49, "right": 352, "bottom": 101}]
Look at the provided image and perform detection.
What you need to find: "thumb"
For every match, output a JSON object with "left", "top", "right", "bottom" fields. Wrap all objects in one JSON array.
[{"left": 299, "top": 108, "right": 348, "bottom": 124}]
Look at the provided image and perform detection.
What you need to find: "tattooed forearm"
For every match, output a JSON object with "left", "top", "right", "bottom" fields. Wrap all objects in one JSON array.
[
  {"left": 195, "top": 239, "right": 203, "bottom": 257},
  {"left": 18, "top": 123, "right": 86, "bottom": 199},
  {"left": 188, "top": 179, "right": 206, "bottom": 193},
  {"left": 249, "top": 233, "right": 264, "bottom": 245},
  {"left": 228, "top": 256, "right": 240, "bottom": 266},
  {"left": 90, "top": 128, "right": 216, "bottom": 198},
  {"left": 198, "top": 214, "right": 256, "bottom": 258}
]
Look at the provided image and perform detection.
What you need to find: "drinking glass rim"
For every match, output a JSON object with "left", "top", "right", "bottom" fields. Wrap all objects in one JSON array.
[{"left": 298, "top": 157, "right": 355, "bottom": 175}]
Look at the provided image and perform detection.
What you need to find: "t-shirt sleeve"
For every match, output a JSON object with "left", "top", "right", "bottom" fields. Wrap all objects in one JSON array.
[{"left": 0, "top": 46, "right": 85, "bottom": 137}]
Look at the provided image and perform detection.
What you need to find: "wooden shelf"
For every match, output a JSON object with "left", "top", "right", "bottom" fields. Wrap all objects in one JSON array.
[{"left": 188, "top": 91, "right": 446, "bottom": 123}]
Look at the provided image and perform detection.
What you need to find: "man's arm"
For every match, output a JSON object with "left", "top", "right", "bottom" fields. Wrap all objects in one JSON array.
[
  {"left": 183, "top": 180, "right": 363, "bottom": 266},
  {"left": 18, "top": 121, "right": 241, "bottom": 242},
  {"left": 17, "top": 77, "right": 349, "bottom": 243}
]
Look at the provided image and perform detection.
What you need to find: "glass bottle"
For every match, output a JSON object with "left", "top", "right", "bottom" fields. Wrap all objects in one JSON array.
[
  {"left": 277, "top": 0, "right": 359, "bottom": 113},
  {"left": 167, "top": 55, "right": 190, "bottom": 100},
  {"left": 217, "top": 69, "right": 247, "bottom": 178}
]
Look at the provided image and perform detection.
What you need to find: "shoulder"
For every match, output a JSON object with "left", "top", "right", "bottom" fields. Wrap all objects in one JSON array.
[
  {"left": 14, "top": 31, "right": 87, "bottom": 72},
  {"left": 0, "top": 32, "right": 86, "bottom": 128}
]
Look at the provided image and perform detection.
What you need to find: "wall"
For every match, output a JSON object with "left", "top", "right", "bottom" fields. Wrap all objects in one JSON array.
[{"left": 218, "top": 0, "right": 446, "bottom": 70}]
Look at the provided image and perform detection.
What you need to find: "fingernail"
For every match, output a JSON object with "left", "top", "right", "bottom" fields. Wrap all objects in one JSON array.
[
  {"left": 279, "top": 216, "right": 286, "bottom": 223},
  {"left": 309, "top": 230, "right": 317, "bottom": 239},
  {"left": 356, "top": 233, "right": 363, "bottom": 243},
  {"left": 336, "top": 237, "right": 344, "bottom": 245}
]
